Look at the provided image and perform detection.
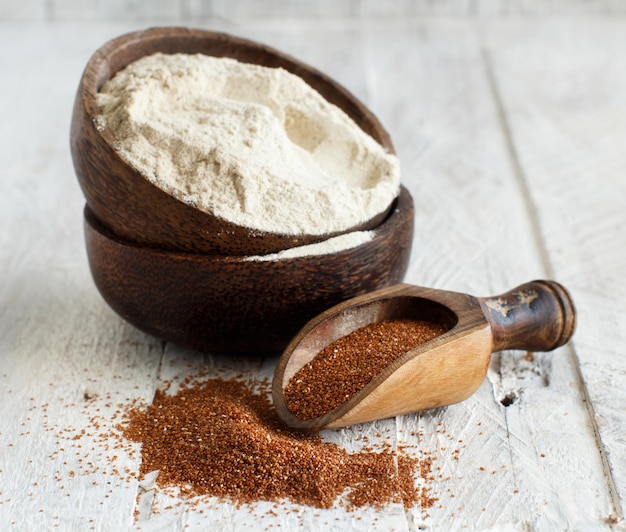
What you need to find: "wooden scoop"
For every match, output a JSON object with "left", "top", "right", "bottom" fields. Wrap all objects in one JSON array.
[{"left": 272, "top": 280, "right": 576, "bottom": 431}]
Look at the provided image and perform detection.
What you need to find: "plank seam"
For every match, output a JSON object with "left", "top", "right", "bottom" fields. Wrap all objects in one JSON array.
[
  {"left": 481, "top": 48, "right": 553, "bottom": 279},
  {"left": 566, "top": 340, "right": 624, "bottom": 525},
  {"left": 130, "top": 339, "right": 168, "bottom": 524}
]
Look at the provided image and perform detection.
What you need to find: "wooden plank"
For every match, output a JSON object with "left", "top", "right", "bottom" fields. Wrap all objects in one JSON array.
[
  {"left": 210, "top": 0, "right": 355, "bottom": 20},
  {"left": 3, "top": 0, "right": 626, "bottom": 22},
  {"left": 483, "top": 0, "right": 626, "bottom": 16},
  {"left": 484, "top": 18, "right": 626, "bottom": 522},
  {"left": 363, "top": 19, "right": 619, "bottom": 529},
  {"left": 48, "top": 0, "right": 185, "bottom": 21},
  {"left": 181, "top": 0, "right": 212, "bottom": 19},
  {"left": 0, "top": 0, "right": 45, "bottom": 21},
  {"left": 49, "top": 0, "right": 98, "bottom": 21},
  {"left": 0, "top": 24, "right": 162, "bottom": 530}
]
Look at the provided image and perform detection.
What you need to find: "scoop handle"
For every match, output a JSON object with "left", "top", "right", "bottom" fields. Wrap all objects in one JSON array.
[{"left": 477, "top": 280, "right": 576, "bottom": 352}]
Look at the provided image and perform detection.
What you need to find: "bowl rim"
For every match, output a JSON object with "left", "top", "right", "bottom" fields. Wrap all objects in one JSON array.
[{"left": 83, "top": 185, "right": 413, "bottom": 264}]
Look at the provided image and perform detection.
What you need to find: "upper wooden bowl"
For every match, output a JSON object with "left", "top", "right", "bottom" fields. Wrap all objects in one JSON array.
[
  {"left": 71, "top": 27, "right": 396, "bottom": 255},
  {"left": 84, "top": 186, "right": 414, "bottom": 354}
]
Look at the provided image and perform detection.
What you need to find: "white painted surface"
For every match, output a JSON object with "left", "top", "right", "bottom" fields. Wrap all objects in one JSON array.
[
  {"left": 0, "top": 14, "right": 625, "bottom": 532},
  {"left": 4, "top": 0, "right": 626, "bottom": 22}
]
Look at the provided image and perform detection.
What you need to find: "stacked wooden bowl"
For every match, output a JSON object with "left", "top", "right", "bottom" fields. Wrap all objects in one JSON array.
[{"left": 71, "top": 27, "right": 414, "bottom": 354}]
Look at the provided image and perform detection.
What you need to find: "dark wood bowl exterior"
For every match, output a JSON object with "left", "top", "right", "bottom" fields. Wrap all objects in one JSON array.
[
  {"left": 83, "top": 187, "right": 414, "bottom": 354},
  {"left": 71, "top": 27, "right": 396, "bottom": 256}
]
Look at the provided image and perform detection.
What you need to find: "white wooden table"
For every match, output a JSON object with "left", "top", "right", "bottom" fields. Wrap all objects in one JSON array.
[{"left": 1, "top": 11, "right": 625, "bottom": 532}]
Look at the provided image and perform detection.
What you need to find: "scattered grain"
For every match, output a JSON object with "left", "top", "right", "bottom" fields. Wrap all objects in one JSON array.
[{"left": 122, "top": 376, "right": 436, "bottom": 510}]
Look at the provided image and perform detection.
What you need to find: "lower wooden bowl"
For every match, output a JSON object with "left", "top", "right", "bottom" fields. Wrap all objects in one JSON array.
[{"left": 84, "top": 186, "right": 414, "bottom": 354}]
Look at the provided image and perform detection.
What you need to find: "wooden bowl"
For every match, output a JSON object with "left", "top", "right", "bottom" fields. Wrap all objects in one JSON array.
[
  {"left": 71, "top": 27, "right": 396, "bottom": 255},
  {"left": 83, "top": 186, "right": 414, "bottom": 354}
]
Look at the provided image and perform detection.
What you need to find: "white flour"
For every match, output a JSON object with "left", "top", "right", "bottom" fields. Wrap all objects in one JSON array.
[
  {"left": 244, "top": 230, "right": 374, "bottom": 261},
  {"left": 96, "top": 53, "right": 399, "bottom": 236}
]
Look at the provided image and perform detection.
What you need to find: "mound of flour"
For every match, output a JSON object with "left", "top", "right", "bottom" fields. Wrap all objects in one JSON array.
[{"left": 96, "top": 53, "right": 399, "bottom": 236}]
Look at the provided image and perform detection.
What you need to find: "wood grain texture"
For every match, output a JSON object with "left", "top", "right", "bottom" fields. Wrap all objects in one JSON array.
[
  {"left": 363, "top": 19, "right": 622, "bottom": 529},
  {"left": 5, "top": 0, "right": 626, "bottom": 22},
  {"left": 484, "top": 19, "right": 626, "bottom": 522},
  {"left": 479, "top": 280, "right": 575, "bottom": 352},
  {"left": 0, "top": 18, "right": 625, "bottom": 532},
  {"left": 0, "top": 0, "right": 45, "bottom": 21}
]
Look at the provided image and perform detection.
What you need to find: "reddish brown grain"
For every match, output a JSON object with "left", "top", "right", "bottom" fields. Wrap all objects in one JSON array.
[
  {"left": 284, "top": 319, "right": 448, "bottom": 420},
  {"left": 122, "top": 377, "right": 434, "bottom": 509}
]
